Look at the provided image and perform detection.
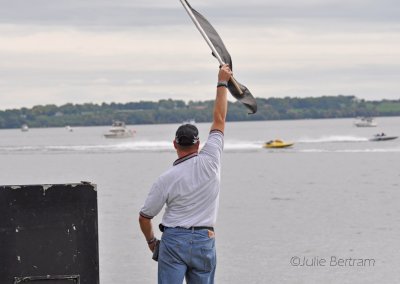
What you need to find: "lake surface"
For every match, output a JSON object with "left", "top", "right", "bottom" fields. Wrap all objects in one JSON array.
[{"left": 1, "top": 117, "right": 399, "bottom": 283}]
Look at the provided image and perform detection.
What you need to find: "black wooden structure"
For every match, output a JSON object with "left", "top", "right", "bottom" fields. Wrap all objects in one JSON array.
[{"left": 0, "top": 182, "right": 99, "bottom": 284}]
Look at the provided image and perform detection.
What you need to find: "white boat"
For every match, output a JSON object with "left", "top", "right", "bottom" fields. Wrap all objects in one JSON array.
[
  {"left": 65, "top": 125, "right": 73, "bottom": 132},
  {"left": 21, "top": 124, "right": 29, "bottom": 132},
  {"left": 369, "top": 133, "right": 398, "bottom": 141},
  {"left": 104, "top": 121, "right": 135, "bottom": 139},
  {"left": 354, "top": 117, "right": 377, "bottom": 127},
  {"left": 182, "top": 119, "right": 196, "bottom": 125}
]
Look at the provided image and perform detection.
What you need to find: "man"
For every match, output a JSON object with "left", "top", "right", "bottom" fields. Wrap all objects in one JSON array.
[{"left": 139, "top": 64, "right": 232, "bottom": 284}]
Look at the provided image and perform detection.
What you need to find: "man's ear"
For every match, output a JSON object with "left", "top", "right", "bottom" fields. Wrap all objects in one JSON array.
[{"left": 173, "top": 140, "right": 178, "bottom": 149}]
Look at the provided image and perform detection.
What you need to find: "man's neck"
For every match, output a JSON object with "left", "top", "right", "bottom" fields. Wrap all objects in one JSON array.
[{"left": 177, "top": 150, "right": 198, "bottom": 159}]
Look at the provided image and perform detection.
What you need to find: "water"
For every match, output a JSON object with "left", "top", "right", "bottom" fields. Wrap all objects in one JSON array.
[{"left": 1, "top": 117, "right": 399, "bottom": 283}]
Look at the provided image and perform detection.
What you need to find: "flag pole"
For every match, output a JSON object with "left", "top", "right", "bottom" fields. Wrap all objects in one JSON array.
[
  {"left": 179, "top": 0, "right": 243, "bottom": 95},
  {"left": 180, "top": 0, "right": 223, "bottom": 64}
]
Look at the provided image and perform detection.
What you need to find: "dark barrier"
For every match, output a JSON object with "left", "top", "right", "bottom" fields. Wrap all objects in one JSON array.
[{"left": 0, "top": 182, "right": 99, "bottom": 284}]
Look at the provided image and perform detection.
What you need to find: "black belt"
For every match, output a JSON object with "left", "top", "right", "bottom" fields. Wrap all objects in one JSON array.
[
  {"left": 159, "top": 224, "right": 214, "bottom": 232},
  {"left": 179, "top": 226, "right": 214, "bottom": 232}
]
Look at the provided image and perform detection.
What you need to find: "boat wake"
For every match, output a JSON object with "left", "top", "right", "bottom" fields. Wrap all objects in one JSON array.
[
  {"left": 0, "top": 140, "right": 263, "bottom": 154},
  {"left": 297, "top": 135, "right": 369, "bottom": 143},
  {"left": 299, "top": 148, "right": 400, "bottom": 153},
  {"left": 1, "top": 138, "right": 398, "bottom": 154},
  {"left": 0, "top": 141, "right": 172, "bottom": 154}
]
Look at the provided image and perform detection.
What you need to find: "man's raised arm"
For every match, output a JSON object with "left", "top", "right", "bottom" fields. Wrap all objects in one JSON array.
[{"left": 211, "top": 64, "right": 232, "bottom": 133}]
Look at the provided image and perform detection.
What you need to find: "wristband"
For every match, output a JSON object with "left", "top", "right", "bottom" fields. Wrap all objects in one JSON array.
[
  {"left": 217, "top": 81, "right": 228, "bottom": 88},
  {"left": 147, "top": 237, "right": 157, "bottom": 244}
]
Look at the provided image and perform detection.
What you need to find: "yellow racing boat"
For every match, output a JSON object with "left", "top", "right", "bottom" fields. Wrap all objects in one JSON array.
[{"left": 263, "top": 139, "right": 294, "bottom": 149}]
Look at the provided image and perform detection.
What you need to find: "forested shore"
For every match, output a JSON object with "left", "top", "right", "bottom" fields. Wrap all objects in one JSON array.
[{"left": 1, "top": 95, "right": 400, "bottom": 129}]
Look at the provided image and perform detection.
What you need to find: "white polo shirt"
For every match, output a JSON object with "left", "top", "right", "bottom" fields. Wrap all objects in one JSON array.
[{"left": 140, "top": 130, "right": 224, "bottom": 228}]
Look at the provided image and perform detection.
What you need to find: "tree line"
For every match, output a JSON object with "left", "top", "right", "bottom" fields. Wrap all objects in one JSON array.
[{"left": 1, "top": 96, "right": 399, "bottom": 129}]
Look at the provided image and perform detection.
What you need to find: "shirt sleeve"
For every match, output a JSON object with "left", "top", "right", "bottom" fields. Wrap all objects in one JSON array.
[
  {"left": 199, "top": 130, "right": 224, "bottom": 162},
  {"left": 139, "top": 179, "right": 167, "bottom": 219}
]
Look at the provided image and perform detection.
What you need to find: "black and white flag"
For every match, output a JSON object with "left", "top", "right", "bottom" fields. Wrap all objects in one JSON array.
[{"left": 180, "top": 0, "right": 257, "bottom": 114}]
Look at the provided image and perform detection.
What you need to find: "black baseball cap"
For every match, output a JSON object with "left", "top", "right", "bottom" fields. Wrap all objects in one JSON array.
[{"left": 175, "top": 124, "right": 199, "bottom": 146}]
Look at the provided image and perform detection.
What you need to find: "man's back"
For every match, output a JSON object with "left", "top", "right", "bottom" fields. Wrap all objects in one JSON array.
[{"left": 158, "top": 130, "right": 224, "bottom": 228}]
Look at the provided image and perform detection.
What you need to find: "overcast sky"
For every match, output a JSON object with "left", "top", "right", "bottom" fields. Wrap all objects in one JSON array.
[{"left": 1, "top": 0, "right": 399, "bottom": 109}]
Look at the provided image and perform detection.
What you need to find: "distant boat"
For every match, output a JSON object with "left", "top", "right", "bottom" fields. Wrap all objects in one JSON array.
[
  {"left": 263, "top": 139, "right": 294, "bottom": 149},
  {"left": 369, "top": 133, "right": 398, "bottom": 141},
  {"left": 21, "top": 124, "right": 29, "bottom": 132},
  {"left": 65, "top": 125, "right": 73, "bottom": 132},
  {"left": 354, "top": 117, "right": 377, "bottom": 127},
  {"left": 182, "top": 119, "right": 196, "bottom": 125},
  {"left": 104, "top": 121, "right": 135, "bottom": 139}
]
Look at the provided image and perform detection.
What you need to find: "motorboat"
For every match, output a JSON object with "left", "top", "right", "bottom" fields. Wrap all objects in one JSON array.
[
  {"left": 104, "top": 121, "right": 135, "bottom": 138},
  {"left": 182, "top": 119, "right": 196, "bottom": 125},
  {"left": 354, "top": 117, "right": 377, "bottom": 127},
  {"left": 21, "top": 124, "right": 29, "bottom": 132},
  {"left": 369, "top": 133, "right": 398, "bottom": 142},
  {"left": 65, "top": 125, "right": 73, "bottom": 132},
  {"left": 263, "top": 139, "right": 294, "bottom": 149}
]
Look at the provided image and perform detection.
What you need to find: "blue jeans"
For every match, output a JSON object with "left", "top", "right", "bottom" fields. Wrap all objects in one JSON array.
[{"left": 158, "top": 227, "right": 216, "bottom": 284}]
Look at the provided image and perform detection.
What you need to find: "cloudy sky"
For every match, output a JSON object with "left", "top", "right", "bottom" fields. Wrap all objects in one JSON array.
[{"left": 1, "top": 0, "right": 399, "bottom": 109}]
